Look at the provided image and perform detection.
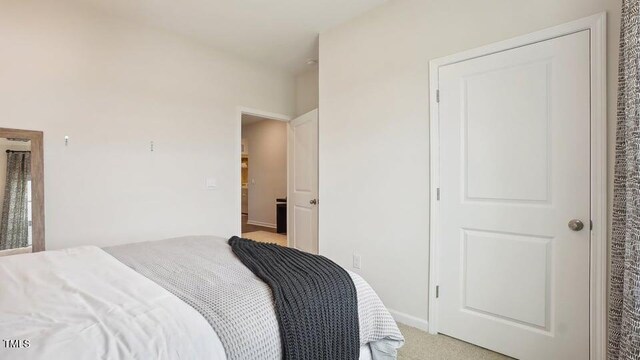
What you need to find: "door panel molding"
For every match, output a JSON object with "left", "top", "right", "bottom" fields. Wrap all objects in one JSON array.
[{"left": 428, "top": 12, "right": 607, "bottom": 360}]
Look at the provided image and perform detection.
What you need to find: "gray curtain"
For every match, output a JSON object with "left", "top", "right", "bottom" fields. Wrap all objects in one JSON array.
[
  {"left": 609, "top": 0, "right": 640, "bottom": 359},
  {"left": 0, "top": 151, "right": 31, "bottom": 250}
]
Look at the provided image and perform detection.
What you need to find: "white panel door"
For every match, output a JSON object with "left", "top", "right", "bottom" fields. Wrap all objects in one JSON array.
[
  {"left": 437, "top": 31, "right": 590, "bottom": 359},
  {"left": 288, "top": 109, "right": 318, "bottom": 254}
]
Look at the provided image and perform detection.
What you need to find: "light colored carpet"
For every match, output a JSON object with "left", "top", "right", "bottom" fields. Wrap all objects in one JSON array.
[
  {"left": 397, "top": 324, "right": 511, "bottom": 360},
  {"left": 242, "top": 231, "right": 288, "bottom": 247}
]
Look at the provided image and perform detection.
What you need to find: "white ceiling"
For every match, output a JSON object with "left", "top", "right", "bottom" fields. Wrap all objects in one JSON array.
[{"left": 80, "top": 0, "right": 386, "bottom": 74}]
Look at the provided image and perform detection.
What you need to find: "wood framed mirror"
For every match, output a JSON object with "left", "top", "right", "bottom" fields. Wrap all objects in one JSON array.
[{"left": 0, "top": 128, "right": 44, "bottom": 254}]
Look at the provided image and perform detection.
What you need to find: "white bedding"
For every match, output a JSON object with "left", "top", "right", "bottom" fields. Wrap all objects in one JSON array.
[
  {"left": 0, "top": 246, "right": 381, "bottom": 359},
  {"left": 0, "top": 246, "right": 225, "bottom": 360}
]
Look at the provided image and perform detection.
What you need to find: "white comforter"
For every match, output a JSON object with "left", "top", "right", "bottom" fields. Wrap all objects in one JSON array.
[
  {"left": 0, "top": 246, "right": 379, "bottom": 360},
  {"left": 0, "top": 246, "right": 226, "bottom": 360}
]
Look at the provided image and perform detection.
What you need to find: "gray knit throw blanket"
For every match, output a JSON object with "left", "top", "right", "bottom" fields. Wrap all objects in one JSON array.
[{"left": 229, "top": 236, "right": 360, "bottom": 360}]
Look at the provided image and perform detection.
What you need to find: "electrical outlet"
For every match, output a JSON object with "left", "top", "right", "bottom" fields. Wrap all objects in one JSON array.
[{"left": 353, "top": 254, "right": 361, "bottom": 269}]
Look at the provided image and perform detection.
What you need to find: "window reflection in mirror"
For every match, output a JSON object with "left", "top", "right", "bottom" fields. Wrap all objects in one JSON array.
[{"left": 0, "top": 138, "right": 32, "bottom": 255}]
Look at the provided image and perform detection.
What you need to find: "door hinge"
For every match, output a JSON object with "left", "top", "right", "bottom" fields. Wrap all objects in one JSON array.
[
  {"left": 436, "top": 89, "right": 440, "bottom": 103},
  {"left": 436, "top": 285, "right": 440, "bottom": 299},
  {"left": 436, "top": 188, "right": 440, "bottom": 201},
  {"left": 590, "top": 220, "right": 593, "bottom": 230}
]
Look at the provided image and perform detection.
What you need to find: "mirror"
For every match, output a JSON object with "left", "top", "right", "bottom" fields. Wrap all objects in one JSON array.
[{"left": 0, "top": 128, "right": 44, "bottom": 255}]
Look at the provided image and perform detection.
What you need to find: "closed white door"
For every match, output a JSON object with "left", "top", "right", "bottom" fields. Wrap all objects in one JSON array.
[
  {"left": 437, "top": 30, "right": 590, "bottom": 359},
  {"left": 288, "top": 109, "right": 318, "bottom": 253}
]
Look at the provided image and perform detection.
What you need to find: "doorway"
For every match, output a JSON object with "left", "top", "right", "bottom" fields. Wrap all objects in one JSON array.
[
  {"left": 237, "top": 108, "right": 319, "bottom": 253},
  {"left": 240, "top": 112, "right": 289, "bottom": 247}
]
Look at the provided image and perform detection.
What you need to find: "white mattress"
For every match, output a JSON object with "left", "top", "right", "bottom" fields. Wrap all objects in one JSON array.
[{"left": 0, "top": 246, "right": 379, "bottom": 359}]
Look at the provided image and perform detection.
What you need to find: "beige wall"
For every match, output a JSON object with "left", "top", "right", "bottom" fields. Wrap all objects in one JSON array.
[
  {"left": 0, "top": 1, "right": 295, "bottom": 249},
  {"left": 0, "top": 140, "right": 32, "bottom": 210},
  {"left": 242, "top": 119, "right": 288, "bottom": 227},
  {"left": 295, "top": 68, "right": 319, "bottom": 116},
  {"left": 319, "top": 0, "right": 620, "bottom": 326}
]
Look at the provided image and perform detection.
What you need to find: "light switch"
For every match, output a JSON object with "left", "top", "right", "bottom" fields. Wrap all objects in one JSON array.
[
  {"left": 206, "top": 177, "right": 217, "bottom": 189},
  {"left": 353, "top": 254, "right": 362, "bottom": 269}
]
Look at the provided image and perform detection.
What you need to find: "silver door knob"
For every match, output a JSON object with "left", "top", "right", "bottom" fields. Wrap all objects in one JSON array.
[
  {"left": 309, "top": 199, "right": 317, "bottom": 205},
  {"left": 568, "top": 219, "right": 584, "bottom": 231}
]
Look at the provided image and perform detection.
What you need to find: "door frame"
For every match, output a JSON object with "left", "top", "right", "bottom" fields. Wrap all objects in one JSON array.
[
  {"left": 236, "top": 107, "right": 291, "bottom": 244},
  {"left": 427, "top": 12, "right": 607, "bottom": 359}
]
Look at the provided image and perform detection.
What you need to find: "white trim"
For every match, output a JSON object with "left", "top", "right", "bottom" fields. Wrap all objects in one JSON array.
[
  {"left": 588, "top": 13, "right": 608, "bottom": 360},
  {"left": 245, "top": 220, "right": 277, "bottom": 229},
  {"left": 428, "top": 12, "right": 607, "bottom": 359},
  {"left": 236, "top": 107, "right": 291, "bottom": 247},
  {"left": 428, "top": 48, "right": 440, "bottom": 337},
  {"left": 237, "top": 107, "right": 292, "bottom": 123},
  {"left": 388, "top": 309, "right": 429, "bottom": 332}
]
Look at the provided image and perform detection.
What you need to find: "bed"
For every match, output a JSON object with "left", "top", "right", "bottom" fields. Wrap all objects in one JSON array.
[{"left": 0, "top": 236, "right": 403, "bottom": 359}]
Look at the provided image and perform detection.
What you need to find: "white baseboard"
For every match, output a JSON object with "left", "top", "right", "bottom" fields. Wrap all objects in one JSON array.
[
  {"left": 246, "top": 220, "right": 277, "bottom": 229},
  {"left": 388, "top": 309, "right": 429, "bottom": 332}
]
